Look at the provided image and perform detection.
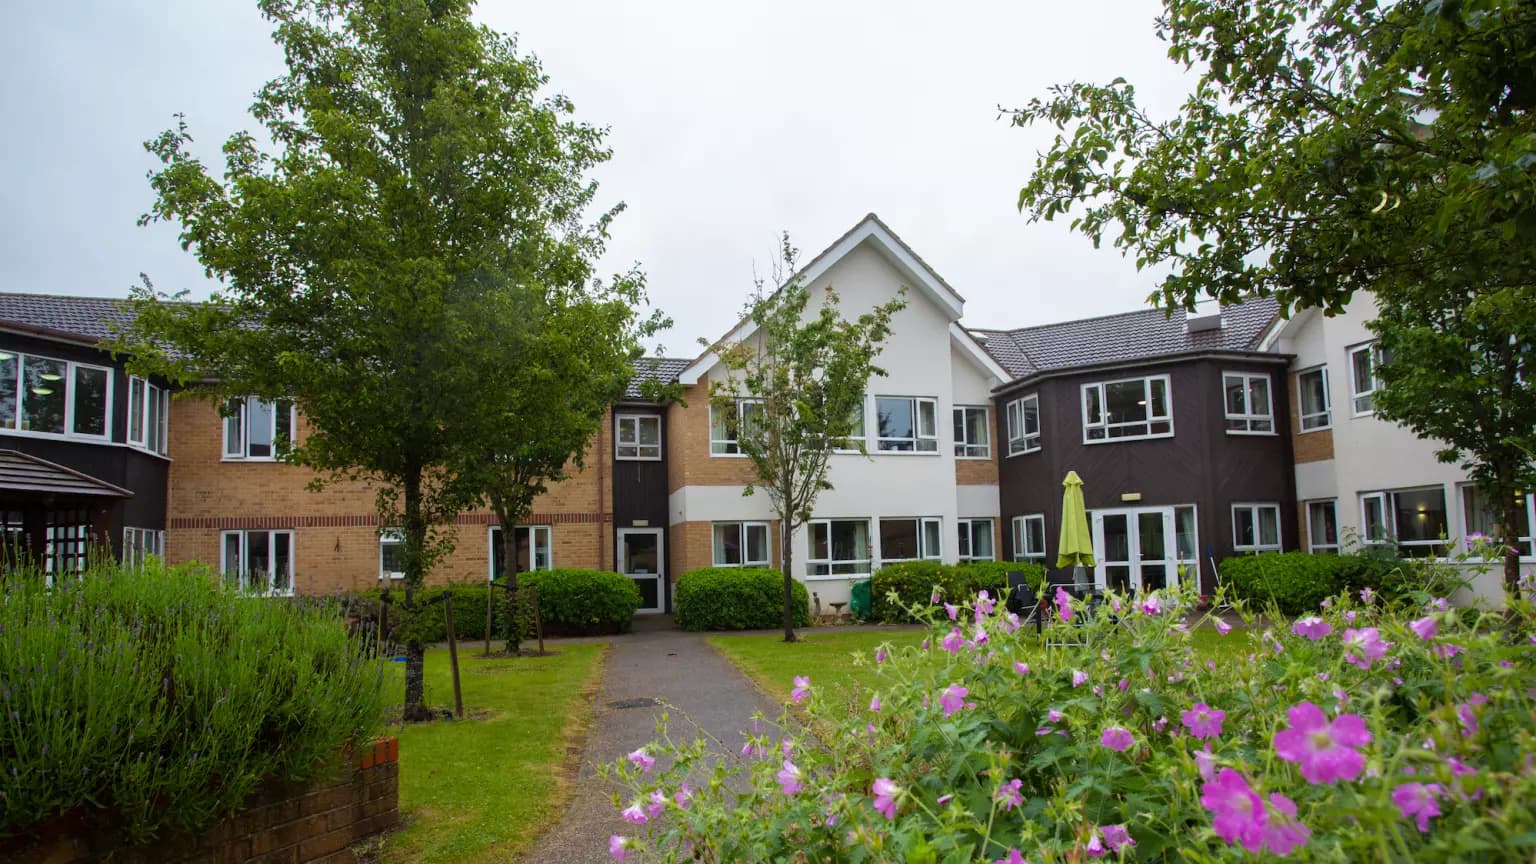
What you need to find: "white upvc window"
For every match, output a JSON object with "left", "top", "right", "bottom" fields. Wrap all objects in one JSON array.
[
  {"left": 379, "top": 530, "right": 405, "bottom": 580},
  {"left": 835, "top": 401, "right": 867, "bottom": 452},
  {"left": 1361, "top": 487, "right": 1449, "bottom": 557},
  {"left": 709, "top": 399, "right": 762, "bottom": 456},
  {"left": 1297, "top": 367, "right": 1332, "bottom": 431},
  {"left": 874, "top": 396, "right": 938, "bottom": 452},
  {"left": 1306, "top": 500, "right": 1339, "bottom": 553},
  {"left": 1232, "top": 504, "right": 1282, "bottom": 553},
  {"left": 1459, "top": 484, "right": 1535, "bottom": 559},
  {"left": 1223, "top": 371, "right": 1275, "bottom": 434},
  {"left": 1349, "top": 342, "right": 1383, "bottom": 415},
  {"left": 807, "top": 519, "right": 871, "bottom": 579},
  {"left": 1005, "top": 394, "right": 1040, "bottom": 455},
  {"left": 957, "top": 518, "right": 995, "bottom": 561},
  {"left": 1011, "top": 514, "right": 1046, "bottom": 564},
  {"left": 0, "top": 350, "right": 112, "bottom": 440},
  {"left": 953, "top": 406, "right": 991, "bottom": 458},
  {"left": 488, "top": 525, "right": 554, "bottom": 577},
  {"left": 223, "top": 396, "right": 295, "bottom": 460},
  {"left": 713, "top": 521, "right": 770, "bottom": 567},
  {"left": 1082, "top": 375, "right": 1173, "bottom": 442},
  {"left": 126, "top": 376, "right": 170, "bottom": 455},
  {"left": 615, "top": 414, "right": 661, "bottom": 460},
  {"left": 878, "top": 517, "right": 942, "bottom": 564},
  {"left": 220, "top": 529, "right": 295, "bottom": 596},
  {"left": 122, "top": 527, "right": 164, "bottom": 567}
]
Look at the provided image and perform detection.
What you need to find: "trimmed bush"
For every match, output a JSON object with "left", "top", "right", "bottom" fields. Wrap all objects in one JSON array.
[
  {"left": 674, "top": 568, "right": 811, "bottom": 631},
  {"left": 870, "top": 560, "right": 1046, "bottom": 623},
  {"left": 354, "top": 582, "right": 495, "bottom": 643},
  {"left": 1219, "top": 551, "right": 1406, "bottom": 615},
  {"left": 0, "top": 559, "right": 384, "bottom": 844},
  {"left": 519, "top": 568, "right": 641, "bottom": 634},
  {"left": 956, "top": 560, "right": 1046, "bottom": 598}
]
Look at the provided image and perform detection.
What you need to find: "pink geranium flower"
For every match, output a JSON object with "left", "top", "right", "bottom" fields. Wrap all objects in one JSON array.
[
  {"left": 994, "top": 777, "right": 1023, "bottom": 809},
  {"left": 1102, "top": 824, "right": 1134, "bottom": 852},
  {"left": 790, "top": 675, "right": 811, "bottom": 703},
  {"left": 1392, "top": 783, "right": 1443, "bottom": 832},
  {"left": 871, "top": 778, "right": 900, "bottom": 819},
  {"left": 941, "top": 628, "right": 965, "bottom": 654},
  {"left": 621, "top": 802, "right": 648, "bottom": 824},
  {"left": 1291, "top": 616, "right": 1331, "bottom": 640},
  {"left": 1100, "top": 726, "right": 1135, "bottom": 752},
  {"left": 976, "top": 590, "right": 996, "bottom": 618},
  {"left": 776, "top": 760, "right": 804, "bottom": 796},
  {"left": 1072, "top": 669, "right": 1090, "bottom": 687},
  {"left": 994, "top": 851, "right": 1027, "bottom": 864},
  {"left": 1342, "top": 627, "right": 1390, "bottom": 670},
  {"left": 869, "top": 694, "right": 881, "bottom": 712},
  {"left": 1015, "top": 660, "right": 1031, "bottom": 676},
  {"left": 1181, "top": 702, "right": 1226, "bottom": 739},
  {"left": 1273, "top": 701, "right": 1372, "bottom": 784},
  {"left": 971, "top": 625, "right": 990, "bottom": 647},
  {"left": 1085, "top": 833, "right": 1106, "bottom": 858},
  {"left": 944, "top": 602, "right": 959, "bottom": 621},
  {"left": 875, "top": 647, "right": 888, "bottom": 664},
  {"left": 627, "top": 748, "right": 655, "bottom": 773},
  {"left": 674, "top": 784, "right": 692, "bottom": 808},
  {"left": 609, "top": 835, "right": 629, "bottom": 861},
  {"left": 1195, "top": 746, "right": 1217, "bottom": 780},
  {"left": 1055, "top": 586, "right": 1073, "bottom": 623},
  {"left": 1215, "top": 619, "right": 1233, "bottom": 635},
  {"left": 1262, "top": 793, "right": 1311, "bottom": 855},
  {"left": 1409, "top": 616, "right": 1438, "bottom": 640},
  {"left": 646, "top": 789, "right": 666, "bottom": 819},
  {"left": 939, "top": 684, "right": 970, "bottom": 716},
  {"left": 1140, "top": 595, "right": 1162, "bottom": 616},
  {"left": 1201, "top": 769, "right": 1267, "bottom": 850}
]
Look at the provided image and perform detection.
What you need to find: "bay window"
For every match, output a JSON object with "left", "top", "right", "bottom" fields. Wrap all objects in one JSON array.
[
  {"left": 1082, "top": 375, "right": 1172, "bottom": 442},
  {"left": 1223, "top": 372, "right": 1274, "bottom": 433},
  {"left": 0, "top": 350, "right": 111, "bottom": 439},
  {"left": 122, "top": 527, "right": 165, "bottom": 567},
  {"left": 127, "top": 376, "right": 169, "bottom": 455},
  {"left": 1005, "top": 394, "right": 1040, "bottom": 455}
]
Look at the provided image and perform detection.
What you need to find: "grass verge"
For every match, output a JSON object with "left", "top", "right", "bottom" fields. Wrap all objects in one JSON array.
[{"left": 379, "top": 643, "right": 607, "bottom": 864}]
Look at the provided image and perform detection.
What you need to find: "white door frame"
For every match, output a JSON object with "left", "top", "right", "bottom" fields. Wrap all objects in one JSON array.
[
  {"left": 618, "top": 527, "right": 665, "bottom": 614},
  {"left": 1090, "top": 506, "right": 1180, "bottom": 593}
]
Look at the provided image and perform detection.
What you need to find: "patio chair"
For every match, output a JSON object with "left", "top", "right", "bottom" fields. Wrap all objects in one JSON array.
[{"left": 1005, "top": 570, "right": 1043, "bottom": 635}]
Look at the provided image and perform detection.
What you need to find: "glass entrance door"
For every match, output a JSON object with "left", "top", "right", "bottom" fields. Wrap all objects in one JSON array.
[
  {"left": 618, "top": 528, "right": 665, "bottom": 614},
  {"left": 1090, "top": 506, "right": 1193, "bottom": 592}
]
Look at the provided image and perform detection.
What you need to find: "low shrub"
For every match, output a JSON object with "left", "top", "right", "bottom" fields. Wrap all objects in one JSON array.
[
  {"left": 1219, "top": 551, "right": 1407, "bottom": 615},
  {"left": 353, "top": 582, "right": 496, "bottom": 643},
  {"left": 674, "top": 567, "right": 810, "bottom": 631},
  {"left": 870, "top": 560, "right": 1046, "bottom": 622},
  {"left": 0, "top": 560, "right": 384, "bottom": 844},
  {"left": 606, "top": 570, "right": 1536, "bottom": 862},
  {"left": 518, "top": 568, "right": 641, "bottom": 634}
]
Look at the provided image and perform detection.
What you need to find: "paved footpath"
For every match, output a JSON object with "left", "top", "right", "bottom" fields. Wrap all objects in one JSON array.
[{"left": 522, "top": 621, "right": 779, "bottom": 863}]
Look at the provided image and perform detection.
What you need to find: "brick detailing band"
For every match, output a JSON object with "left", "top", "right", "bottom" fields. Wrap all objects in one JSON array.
[{"left": 169, "top": 512, "right": 611, "bottom": 530}]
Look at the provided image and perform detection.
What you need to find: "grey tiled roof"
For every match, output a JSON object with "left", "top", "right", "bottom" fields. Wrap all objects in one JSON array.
[
  {"left": 624, "top": 357, "right": 690, "bottom": 399},
  {"left": 970, "top": 296, "right": 1281, "bottom": 382},
  {"left": 0, "top": 292, "right": 137, "bottom": 343}
]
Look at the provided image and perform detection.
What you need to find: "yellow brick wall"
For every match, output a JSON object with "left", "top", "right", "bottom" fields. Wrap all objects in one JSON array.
[
  {"left": 671, "top": 519, "right": 784, "bottom": 578},
  {"left": 955, "top": 451, "right": 999, "bottom": 485},
  {"left": 1288, "top": 372, "right": 1334, "bottom": 464},
  {"left": 164, "top": 398, "right": 612, "bottom": 595},
  {"left": 666, "top": 384, "right": 759, "bottom": 492}
]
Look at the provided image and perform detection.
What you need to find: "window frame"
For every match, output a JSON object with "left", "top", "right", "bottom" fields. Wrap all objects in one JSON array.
[
  {"left": 126, "top": 376, "right": 170, "bottom": 456},
  {"left": 1222, "top": 371, "right": 1276, "bottom": 435},
  {"left": 379, "top": 529, "right": 405, "bottom": 580},
  {"left": 1296, "top": 366, "right": 1332, "bottom": 432},
  {"left": 1011, "top": 514, "right": 1047, "bottom": 564},
  {"left": 1360, "top": 487, "right": 1450, "bottom": 557},
  {"left": 0, "top": 350, "right": 114, "bottom": 442},
  {"left": 1458, "top": 484, "right": 1535, "bottom": 560},
  {"left": 1081, "top": 374, "right": 1174, "bottom": 443},
  {"left": 711, "top": 521, "right": 771, "bottom": 567},
  {"left": 957, "top": 517, "right": 996, "bottom": 562},
  {"left": 709, "top": 399, "right": 762, "bottom": 456},
  {"left": 877, "top": 516, "right": 943, "bottom": 564},
  {"left": 487, "top": 524, "right": 555, "bottom": 578},
  {"left": 1305, "top": 499, "right": 1340, "bottom": 553},
  {"left": 222, "top": 396, "right": 295, "bottom": 461},
  {"left": 1348, "top": 342, "right": 1382, "bottom": 416},
  {"left": 1005, "top": 394, "right": 1041, "bottom": 456},
  {"left": 219, "top": 529, "right": 295, "bottom": 597},
  {"left": 874, "top": 396, "right": 939, "bottom": 453},
  {"left": 952, "top": 405, "right": 991, "bottom": 459},
  {"left": 1231, "top": 503, "right": 1283, "bottom": 553},
  {"left": 832, "top": 399, "right": 868, "bottom": 453},
  {"left": 806, "top": 518, "right": 872, "bottom": 581},
  {"left": 615, "top": 413, "right": 662, "bottom": 461},
  {"left": 122, "top": 526, "right": 165, "bottom": 567}
]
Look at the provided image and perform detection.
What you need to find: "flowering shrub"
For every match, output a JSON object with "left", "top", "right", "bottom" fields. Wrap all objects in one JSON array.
[{"left": 605, "top": 582, "right": 1536, "bottom": 861}]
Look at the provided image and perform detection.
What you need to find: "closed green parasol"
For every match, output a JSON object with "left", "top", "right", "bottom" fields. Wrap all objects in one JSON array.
[{"left": 1056, "top": 470, "right": 1096, "bottom": 569}]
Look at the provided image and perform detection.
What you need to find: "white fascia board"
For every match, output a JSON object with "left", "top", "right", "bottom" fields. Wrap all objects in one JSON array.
[{"left": 950, "top": 322, "right": 1010, "bottom": 386}]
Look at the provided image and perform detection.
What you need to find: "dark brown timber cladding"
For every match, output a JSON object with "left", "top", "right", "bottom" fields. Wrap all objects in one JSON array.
[{"left": 612, "top": 405, "right": 672, "bottom": 610}]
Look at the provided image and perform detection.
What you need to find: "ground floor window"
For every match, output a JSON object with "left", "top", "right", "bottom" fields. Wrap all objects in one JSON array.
[
  {"left": 379, "top": 530, "right": 405, "bottom": 580},
  {"left": 1306, "top": 500, "right": 1339, "bottom": 553},
  {"left": 879, "top": 517, "right": 942, "bottom": 563},
  {"left": 1231, "top": 503, "right": 1282, "bottom": 553},
  {"left": 45, "top": 513, "right": 91, "bottom": 584},
  {"left": 1011, "top": 514, "right": 1046, "bottom": 564},
  {"left": 220, "top": 529, "right": 294, "bottom": 596},
  {"left": 712, "top": 521, "right": 770, "bottom": 567},
  {"left": 1458, "top": 485, "right": 1534, "bottom": 559},
  {"left": 807, "top": 519, "right": 870, "bottom": 579},
  {"left": 1089, "top": 505, "right": 1198, "bottom": 592},
  {"left": 1361, "top": 487, "right": 1448, "bottom": 558},
  {"left": 123, "top": 527, "right": 164, "bottom": 567},
  {"left": 957, "top": 518, "right": 995, "bottom": 561},
  {"left": 489, "top": 525, "right": 554, "bottom": 577}
]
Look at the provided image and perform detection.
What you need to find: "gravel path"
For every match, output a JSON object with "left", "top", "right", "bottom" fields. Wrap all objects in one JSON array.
[{"left": 521, "top": 620, "right": 778, "bottom": 863}]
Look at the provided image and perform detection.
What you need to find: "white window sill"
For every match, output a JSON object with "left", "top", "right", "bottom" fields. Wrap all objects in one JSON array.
[
  {"left": 709, "top": 451, "right": 751, "bottom": 459},
  {"left": 221, "top": 456, "right": 284, "bottom": 463},
  {"left": 804, "top": 571, "right": 870, "bottom": 582},
  {"left": 1083, "top": 431, "right": 1176, "bottom": 445},
  {"left": 956, "top": 454, "right": 993, "bottom": 461},
  {"left": 1297, "top": 424, "right": 1333, "bottom": 434},
  {"left": 1225, "top": 429, "right": 1279, "bottom": 437},
  {"left": 1, "top": 427, "right": 113, "bottom": 444},
  {"left": 615, "top": 456, "right": 663, "bottom": 462},
  {"left": 1232, "top": 547, "right": 1282, "bottom": 554},
  {"left": 872, "top": 449, "right": 941, "bottom": 456},
  {"left": 1006, "top": 446, "right": 1041, "bottom": 458}
]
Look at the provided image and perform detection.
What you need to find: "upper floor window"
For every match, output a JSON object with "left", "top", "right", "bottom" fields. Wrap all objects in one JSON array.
[
  {"left": 1361, "top": 487, "right": 1447, "bottom": 557},
  {"left": 1306, "top": 500, "right": 1339, "bottom": 553},
  {"left": 1297, "top": 367, "right": 1331, "bottom": 431},
  {"left": 1005, "top": 395, "right": 1040, "bottom": 455},
  {"left": 489, "top": 525, "right": 554, "bottom": 577},
  {"left": 713, "top": 521, "right": 769, "bottom": 567},
  {"left": 127, "top": 376, "right": 169, "bottom": 456},
  {"left": 1082, "top": 375, "right": 1172, "bottom": 442},
  {"left": 953, "top": 406, "right": 990, "bottom": 458},
  {"left": 1460, "top": 484, "right": 1534, "bottom": 559},
  {"left": 0, "top": 351, "right": 111, "bottom": 440},
  {"left": 1349, "top": 342, "right": 1383, "bottom": 415},
  {"left": 616, "top": 414, "right": 661, "bottom": 460},
  {"left": 1232, "top": 503, "right": 1282, "bottom": 553},
  {"left": 879, "top": 517, "right": 942, "bottom": 563},
  {"left": 957, "top": 518, "right": 995, "bottom": 561},
  {"left": 710, "top": 400, "right": 762, "bottom": 455},
  {"left": 221, "top": 529, "right": 294, "bottom": 596},
  {"left": 836, "top": 401, "right": 866, "bottom": 452},
  {"left": 223, "top": 397, "right": 294, "bottom": 460},
  {"left": 1011, "top": 514, "right": 1046, "bottom": 564},
  {"left": 1223, "top": 372, "right": 1274, "bottom": 434},
  {"left": 875, "top": 396, "right": 938, "bottom": 452}
]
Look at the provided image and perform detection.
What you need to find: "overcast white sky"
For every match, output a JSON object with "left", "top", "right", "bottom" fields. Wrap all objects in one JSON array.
[{"left": 1, "top": 0, "right": 1196, "bottom": 357}]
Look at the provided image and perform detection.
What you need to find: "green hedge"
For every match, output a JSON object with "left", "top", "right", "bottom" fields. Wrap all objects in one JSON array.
[
  {"left": 354, "top": 582, "right": 496, "bottom": 643},
  {"left": 1219, "top": 551, "right": 1406, "bottom": 615},
  {"left": 869, "top": 560, "right": 1047, "bottom": 623},
  {"left": 518, "top": 568, "right": 642, "bottom": 633},
  {"left": 0, "top": 560, "right": 384, "bottom": 843},
  {"left": 674, "top": 567, "right": 811, "bottom": 631}
]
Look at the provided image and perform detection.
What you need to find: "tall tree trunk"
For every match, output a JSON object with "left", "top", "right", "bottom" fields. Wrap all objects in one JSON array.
[
  {"left": 498, "top": 513, "right": 522, "bottom": 654},
  {"left": 1498, "top": 503, "right": 1523, "bottom": 602},
  {"left": 401, "top": 469, "right": 431, "bottom": 721},
  {"left": 781, "top": 517, "right": 798, "bottom": 643}
]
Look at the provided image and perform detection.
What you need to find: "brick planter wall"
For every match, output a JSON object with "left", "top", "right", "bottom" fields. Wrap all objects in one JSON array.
[{"left": 1, "top": 737, "right": 400, "bottom": 864}]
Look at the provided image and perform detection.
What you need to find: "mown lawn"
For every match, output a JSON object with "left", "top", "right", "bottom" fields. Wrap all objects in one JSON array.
[
  {"left": 379, "top": 643, "right": 606, "bottom": 864},
  {"left": 710, "top": 623, "right": 1250, "bottom": 706}
]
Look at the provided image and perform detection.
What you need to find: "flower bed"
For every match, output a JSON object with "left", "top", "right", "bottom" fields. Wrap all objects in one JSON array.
[{"left": 604, "top": 582, "right": 1536, "bottom": 861}]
